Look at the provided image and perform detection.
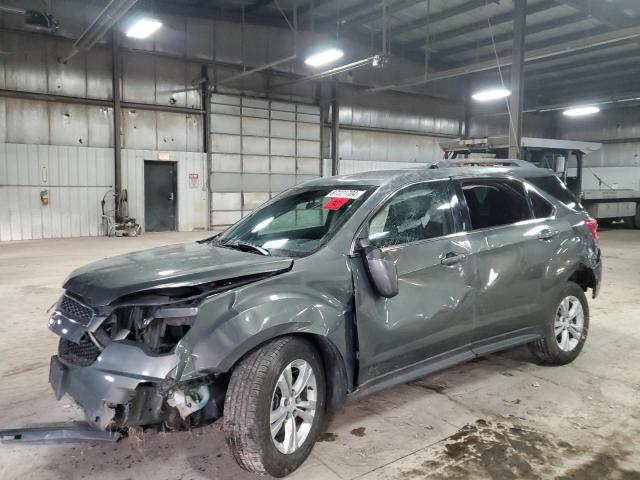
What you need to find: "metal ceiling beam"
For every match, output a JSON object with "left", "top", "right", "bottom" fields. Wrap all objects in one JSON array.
[
  {"left": 470, "top": 22, "right": 640, "bottom": 85},
  {"left": 341, "top": 0, "right": 424, "bottom": 28},
  {"left": 524, "top": 45, "right": 640, "bottom": 74},
  {"left": 60, "top": 0, "right": 138, "bottom": 63},
  {"left": 403, "top": 0, "right": 558, "bottom": 50},
  {"left": 243, "top": 0, "right": 274, "bottom": 14},
  {"left": 461, "top": 25, "right": 610, "bottom": 66},
  {"left": 269, "top": 55, "right": 381, "bottom": 91},
  {"left": 295, "top": 0, "right": 335, "bottom": 25},
  {"left": 527, "top": 92, "right": 640, "bottom": 113},
  {"left": 436, "top": 12, "right": 587, "bottom": 59},
  {"left": 390, "top": 0, "right": 490, "bottom": 37},
  {"left": 529, "top": 78, "right": 640, "bottom": 105},
  {"left": 530, "top": 72, "right": 640, "bottom": 94},
  {"left": 530, "top": 65, "right": 640, "bottom": 90},
  {"left": 365, "top": 25, "right": 640, "bottom": 93},
  {"left": 558, "top": 0, "right": 636, "bottom": 29},
  {"left": 315, "top": 0, "right": 372, "bottom": 27},
  {"left": 526, "top": 51, "right": 640, "bottom": 82}
]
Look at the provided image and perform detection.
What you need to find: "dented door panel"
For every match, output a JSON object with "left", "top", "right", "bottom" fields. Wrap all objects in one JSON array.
[{"left": 353, "top": 234, "right": 475, "bottom": 384}]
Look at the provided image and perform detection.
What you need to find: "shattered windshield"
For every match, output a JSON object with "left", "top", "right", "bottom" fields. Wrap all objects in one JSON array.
[{"left": 215, "top": 185, "right": 375, "bottom": 257}]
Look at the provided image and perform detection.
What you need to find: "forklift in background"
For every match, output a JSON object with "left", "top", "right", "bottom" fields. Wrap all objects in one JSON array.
[{"left": 440, "top": 136, "right": 640, "bottom": 228}]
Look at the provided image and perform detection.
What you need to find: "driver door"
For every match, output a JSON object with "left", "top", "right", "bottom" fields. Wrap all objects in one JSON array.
[{"left": 351, "top": 180, "right": 476, "bottom": 386}]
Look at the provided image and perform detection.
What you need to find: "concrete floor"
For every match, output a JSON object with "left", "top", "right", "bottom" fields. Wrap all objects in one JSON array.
[{"left": 0, "top": 229, "right": 639, "bottom": 480}]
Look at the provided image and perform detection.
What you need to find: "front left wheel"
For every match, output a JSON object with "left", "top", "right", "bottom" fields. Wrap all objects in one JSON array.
[{"left": 223, "top": 336, "right": 326, "bottom": 477}]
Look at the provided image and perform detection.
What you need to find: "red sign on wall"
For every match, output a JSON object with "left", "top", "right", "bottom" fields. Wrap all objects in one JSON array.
[{"left": 189, "top": 173, "right": 199, "bottom": 188}]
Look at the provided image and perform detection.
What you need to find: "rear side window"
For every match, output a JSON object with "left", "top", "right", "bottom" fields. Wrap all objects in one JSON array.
[
  {"left": 525, "top": 175, "right": 581, "bottom": 210},
  {"left": 461, "top": 179, "right": 531, "bottom": 230},
  {"left": 529, "top": 190, "right": 554, "bottom": 218}
]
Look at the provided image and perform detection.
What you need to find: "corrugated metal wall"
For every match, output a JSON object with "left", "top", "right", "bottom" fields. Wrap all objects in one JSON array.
[
  {"left": 338, "top": 128, "right": 445, "bottom": 174},
  {"left": 555, "top": 107, "right": 640, "bottom": 169},
  {"left": 0, "top": 143, "right": 114, "bottom": 241},
  {"left": 209, "top": 94, "right": 321, "bottom": 227}
]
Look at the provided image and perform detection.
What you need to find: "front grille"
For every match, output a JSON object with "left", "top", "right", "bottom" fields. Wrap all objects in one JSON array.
[
  {"left": 60, "top": 295, "right": 94, "bottom": 324},
  {"left": 59, "top": 336, "right": 101, "bottom": 367}
]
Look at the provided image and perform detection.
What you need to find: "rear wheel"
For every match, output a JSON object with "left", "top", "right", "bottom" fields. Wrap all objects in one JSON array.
[
  {"left": 627, "top": 203, "right": 640, "bottom": 229},
  {"left": 223, "top": 336, "right": 325, "bottom": 477},
  {"left": 529, "top": 282, "right": 589, "bottom": 365}
]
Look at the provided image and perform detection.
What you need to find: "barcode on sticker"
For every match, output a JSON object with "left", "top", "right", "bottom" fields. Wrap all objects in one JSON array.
[{"left": 326, "top": 189, "right": 365, "bottom": 199}]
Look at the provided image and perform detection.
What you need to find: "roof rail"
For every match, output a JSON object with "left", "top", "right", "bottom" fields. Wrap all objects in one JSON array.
[{"left": 429, "top": 159, "right": 536, "bottom": 169}]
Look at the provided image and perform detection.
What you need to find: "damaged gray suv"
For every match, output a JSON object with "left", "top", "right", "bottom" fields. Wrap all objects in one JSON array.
[{"left": 48, "top": 165, "right": 601, "bottom": 477}]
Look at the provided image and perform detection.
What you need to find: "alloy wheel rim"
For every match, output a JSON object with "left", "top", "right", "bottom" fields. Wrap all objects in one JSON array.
[
  {"left": 554, "top": 295, "right": 584, "bottom": 352},
  {"left": 270, "top": 359, "right": 317, "bottom": 454}
]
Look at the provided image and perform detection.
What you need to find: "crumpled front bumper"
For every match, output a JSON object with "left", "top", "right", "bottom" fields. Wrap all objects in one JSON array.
[{"left": 51, "top": 340, "right": 179, "bottom": 430}]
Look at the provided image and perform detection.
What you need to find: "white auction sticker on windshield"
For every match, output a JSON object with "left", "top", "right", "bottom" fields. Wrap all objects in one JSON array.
[{"left": 325, "top": 189, "right": 365, "bottom": 199}]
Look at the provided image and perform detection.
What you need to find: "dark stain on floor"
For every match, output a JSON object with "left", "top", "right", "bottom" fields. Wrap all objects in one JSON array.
[
  {"left": 398, "top": 419, "right": 640, "bottom": 480},
  {"left": 2, "top": 361, "right": 49, "bottom": 377},
  {"left": 350, "top": 427, "right": 366, "bottom": 437},
  {"left": 556, "top": 451, "right": 640, "bottom": 480},
  {"left": 318, "top": 432, "right": 338, "bottom": 442},
  {"left": 409, "top": 381, "right": 448, "bottom": 393}
]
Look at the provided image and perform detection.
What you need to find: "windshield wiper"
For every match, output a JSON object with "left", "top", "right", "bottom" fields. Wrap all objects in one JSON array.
[{"left": 220, "top": 241, "right": 271, "bottom": 256}]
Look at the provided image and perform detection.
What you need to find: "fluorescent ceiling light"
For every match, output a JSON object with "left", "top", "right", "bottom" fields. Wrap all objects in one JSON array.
[
  {"left": 304, "top": 48, "right": 344, "bottom": 67},
  {"left": 471, "top": 88, "right": 511, "bottom": 101},
  {"left": 563, "top": 105, "right": 600, "bottom": 117},
  {"left": 126, "top": 18, "right": 162, "bottom": 39}
]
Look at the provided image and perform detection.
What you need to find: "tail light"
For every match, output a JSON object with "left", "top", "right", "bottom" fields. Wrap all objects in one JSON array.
[{"left": 586, "top": 215, "right": 599, "bottom": 242}]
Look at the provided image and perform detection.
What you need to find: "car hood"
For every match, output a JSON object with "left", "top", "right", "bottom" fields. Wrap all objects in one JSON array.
[{"left": 63, "top": 242, "right": 294, "bottom": 306}]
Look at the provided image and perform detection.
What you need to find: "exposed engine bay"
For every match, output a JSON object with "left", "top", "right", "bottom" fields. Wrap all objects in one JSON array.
[{"left": 49, "top": 271, "right": 284, "bottom": 431}]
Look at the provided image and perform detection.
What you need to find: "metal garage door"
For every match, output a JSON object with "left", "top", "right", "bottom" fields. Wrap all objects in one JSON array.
[{"left": 209, "top": 94, "right": 321, "bottom": 228}]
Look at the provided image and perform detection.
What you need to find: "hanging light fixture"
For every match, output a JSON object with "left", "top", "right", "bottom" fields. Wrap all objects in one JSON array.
[
  {"left": 471, "top": 87, "right": 511, "bottom": 102},
  {"left": 304, "top": 47, "right": 344, "bottom": 67},
  {"left": 126, "top": 18, "right": 162, "bottom": 39},
  {"left": 563, "top": 105, "right": 600, "bottom": 117}
]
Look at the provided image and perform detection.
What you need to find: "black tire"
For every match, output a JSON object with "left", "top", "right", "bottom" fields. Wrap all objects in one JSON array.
[
  {"left": 529, "top": 282, "right": 589, "bottom": 365},
  {"left": 627, "top": 204, "right": 640, "bottom": 229},
  {"left": 223, "top": 336, "right": 326, "bottom": 477}
]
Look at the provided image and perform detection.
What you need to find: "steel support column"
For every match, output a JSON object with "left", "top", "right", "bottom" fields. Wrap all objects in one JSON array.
[
  {"left": 112, "top": 28, "right": 123, "bottom": 220},
  {"left": 201, "top": 65, "right": 212, "bottom": 230},
  {"left": 330, "top": 78, "right": 339, "bottom": 176},
  {"left": 509, "top": 0, "right": 526, "bottom": 159},
  {"left": 462, "top": 79, "right": 472, "bottom": 138},
  {"left": 318, "top": 81, "right": 329, "bottom": 177}
]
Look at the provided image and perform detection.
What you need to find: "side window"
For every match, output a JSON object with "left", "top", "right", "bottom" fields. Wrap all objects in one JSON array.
[
  {"left": 525, "top": 175, "right": 581, "bottom": 210},
  {"left": 368, "top": 181, "right": 454, "bottom": 248},
  {"left": 461, "top": 179, "right": 531, "bottom": 230},
  {"left": 529, "top": 190, "right": 554, "bottom": 218}
]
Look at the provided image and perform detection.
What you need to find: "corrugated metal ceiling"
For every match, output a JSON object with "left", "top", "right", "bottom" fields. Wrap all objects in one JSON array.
[{"left": 130, "top": 0, "right": 640, "bottom": 105}]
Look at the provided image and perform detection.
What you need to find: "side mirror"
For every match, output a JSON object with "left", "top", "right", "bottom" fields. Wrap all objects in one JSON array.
[{"left": 358, "top": 238, "right": 399, "bottom": 298}]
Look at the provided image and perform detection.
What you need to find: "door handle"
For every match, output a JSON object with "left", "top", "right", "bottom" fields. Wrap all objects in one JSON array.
[
  {"left": 441, "top": 252, "right": 466, "bottom": 266},
  {"left": 169, "top": 192, "right": 175, "bottom": 201},
  {"left": 537, "top": 229, "right": 558, "bottom": 241}
]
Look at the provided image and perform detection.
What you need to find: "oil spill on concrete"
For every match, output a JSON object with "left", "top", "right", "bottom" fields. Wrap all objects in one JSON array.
[
  {"left": 555, "top": 451, "right": 640, "bottom": 480},
  {"left": 350, "top": 427, "right": 366, "bottom": 437},
  {"left": 318, "top": 432, "right": 338, "bottom": 442},
  {"left": 408, "top": 380, "right": 448, "bottom": 393},
  {"left": 2, "top": 361, "right": 49, "bottom": 377},
  {"left": 398, "top": 418, "right": 640, "bottom": 480}
]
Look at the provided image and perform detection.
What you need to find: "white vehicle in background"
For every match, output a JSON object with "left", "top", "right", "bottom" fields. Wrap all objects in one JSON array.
[{"left": 440, "top": 136, "right": 640, "bottom": 227}]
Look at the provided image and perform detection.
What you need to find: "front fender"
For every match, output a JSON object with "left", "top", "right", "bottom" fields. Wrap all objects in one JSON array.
[{"left": 173, "top": 254, "right": 354, "bottom": 381}]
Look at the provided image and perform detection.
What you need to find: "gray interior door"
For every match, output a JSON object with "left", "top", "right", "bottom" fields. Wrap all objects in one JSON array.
[{"left": 144, "top": 161, "right": 177, "bottom": 232}]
